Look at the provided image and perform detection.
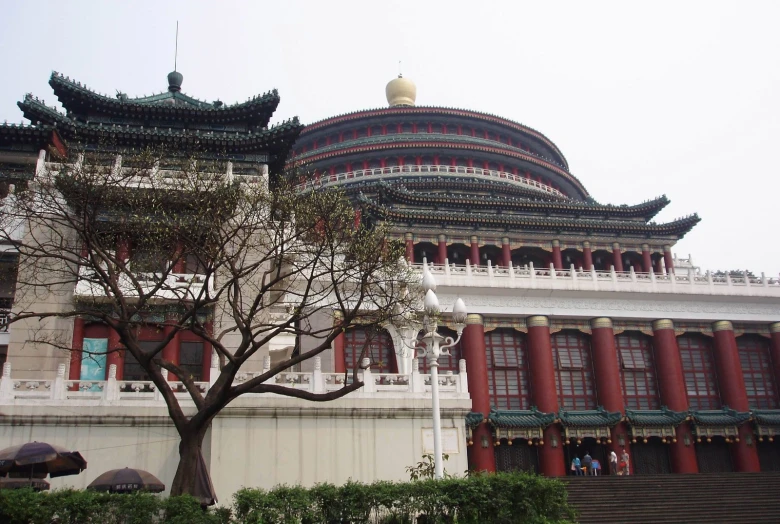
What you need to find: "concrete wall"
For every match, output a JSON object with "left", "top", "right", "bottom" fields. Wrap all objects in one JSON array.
[{"left": 0, "top": 398, "right": 470, "bottom": 505}]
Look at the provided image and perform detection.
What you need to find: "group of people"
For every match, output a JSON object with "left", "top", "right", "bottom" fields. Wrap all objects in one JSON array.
[{"left": 571, "top": 449, "right": 630, "bottom": 476}]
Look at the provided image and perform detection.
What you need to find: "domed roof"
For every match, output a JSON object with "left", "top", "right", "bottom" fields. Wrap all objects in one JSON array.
[{"left": 385, "top": 75, "right": 416, "bottom": 107}]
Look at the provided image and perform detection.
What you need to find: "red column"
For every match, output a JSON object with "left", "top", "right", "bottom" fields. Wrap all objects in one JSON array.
[
  {"left": 463, "top": 314, "right": 496, "bottom": 472},
  {"left": 641, "top": 244, "right": 653, "bottom": 273},
  {"left": 582, "top": 241, "right": 593, "bottom": 271},
  {"left": 107, "top": 327, "right": 124, "bottom": 380},
  {"left": 69, "top": 317, "right": 85, "bottom": 380},
  {"left": 437, "top": 234, "right": 447, "bottom": 265},
  {"left": 163, "top": 321, "right": 180, "bottom": 382},
  {"left": 712, "top": 321, "right": 760, "bottom": 472},
  {"left": 526, "top": 316, "right": 566, "bottom": 476},
  {"left": 470, "top": 236, "right": 480, "bottom": 266},
  {"left": 652, "top": 319, "right": 698, "bottom": 473},
  {"left": 551, "top": 240, "right": 563, "bottom": 270},
  {"left": 611, "top": 242, "right": 624, "bottom": 272},
  {"left": 769, "top": 323, "right": 780, "bottom": 395},
  {"left": 333, "top": 314, "right": 346, "bottom": 374},
  {"left": 663, "top": 245, "right": 674, "bottom": 274},
  {"left": 173, "top": 240, "right": 186, "bottom": 273},
  {"left": 116, "top": 235, "right": 130, "bottom": 266},
  {"left": 404, "top": 233, "right": 414, "bottom": 263},
  {"left": 590, "top": 318, "right": 630, "bottom": 473},
  {"left": 501, "top": 237, "right": 511, "bottom": 268},
  {"left": 201, "top": 321, "right": 214, "bottom": 382}
]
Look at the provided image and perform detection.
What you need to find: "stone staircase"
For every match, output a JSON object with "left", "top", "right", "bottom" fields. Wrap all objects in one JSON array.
[{"left": 563, "top": 472, "right": 780, "bottom": 523}]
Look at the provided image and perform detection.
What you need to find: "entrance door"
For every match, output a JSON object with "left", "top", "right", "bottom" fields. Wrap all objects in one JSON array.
[
  {"left": 758, "top": 440, "right": 780, "bottom": 471},
  {"left": 495, "top": 439, "right": 540, "bottom": 474},
  {"left": 633, "top": 438, "right": 672, "bottom": 474},
  {"left": 695, "top": 437, "right": 733, "bottom": 473},
  {"left": 564, "top": 437, "right": 607, "bottom": 475}
]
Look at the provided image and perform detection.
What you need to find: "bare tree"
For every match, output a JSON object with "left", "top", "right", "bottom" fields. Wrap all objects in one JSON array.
[{"left": 0, "top": 147, "right": 418, "bottom": 497}]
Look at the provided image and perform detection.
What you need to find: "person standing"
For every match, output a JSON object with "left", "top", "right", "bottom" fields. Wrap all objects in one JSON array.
[
  {"left": 621, "top": 449, "right": 630, "bottom": 476},
  {"left": 609, "top": 450, "right": 618, "bottom": 475},
  {"left": 572, "top": 456, "right": 583, "bottom": 476},
  {"left": 582, "top": 452, "right": 593, "bottom": 476}
]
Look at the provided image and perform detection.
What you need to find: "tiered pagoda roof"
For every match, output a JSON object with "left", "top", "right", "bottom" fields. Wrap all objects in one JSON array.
[
  {"left": 2, "top": 71, "right": 303, "bottom": 173},
  {"left": 355, "top": 179, "right": 699, "bottom": 241}
]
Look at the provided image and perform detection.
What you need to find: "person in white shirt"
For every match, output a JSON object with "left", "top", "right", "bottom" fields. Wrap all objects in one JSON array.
[{"left": 609, "top": 450, "right": 618, "bottom": 475}]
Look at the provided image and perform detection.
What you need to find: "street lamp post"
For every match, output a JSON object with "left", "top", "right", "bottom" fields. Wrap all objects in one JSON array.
[{"left": 404, "top": 263, "right": 468, "bottom": 479}]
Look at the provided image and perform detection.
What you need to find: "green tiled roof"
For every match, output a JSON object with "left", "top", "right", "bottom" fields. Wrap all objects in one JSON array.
[
  {"left": 625, "top": 407, "right": 689, "bottom": 427},
  {"left": 690, "top": 407, "right": 751, "bottom": 426},
  {"left": 558, "top": 407, "right": 622, "bottom": 428},
  {"left": 751, "top": 409, "right": 780, "bottom": 427},
  {"left": 465, "top": 412, "right": 486, "bottom": 429},
  {"left": 488, "top": 408, "right": 556, "bottom": 429}
]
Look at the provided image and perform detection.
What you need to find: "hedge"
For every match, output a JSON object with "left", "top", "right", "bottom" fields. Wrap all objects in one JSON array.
[{"left": 0, "top": 472, "right": 575, "bottom": 524}]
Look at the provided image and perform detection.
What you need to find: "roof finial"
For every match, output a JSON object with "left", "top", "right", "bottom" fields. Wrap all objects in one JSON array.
[
  {"left": 398, "top": 60, "right": 402, "bottom": 78},
  {"left": 174, "top": 21, "right": 179, "bottom": 71}
]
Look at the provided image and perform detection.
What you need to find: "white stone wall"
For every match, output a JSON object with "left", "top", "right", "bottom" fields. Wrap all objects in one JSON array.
[{"left": 0, "top": 398, "right": 471, "bottom": 505}]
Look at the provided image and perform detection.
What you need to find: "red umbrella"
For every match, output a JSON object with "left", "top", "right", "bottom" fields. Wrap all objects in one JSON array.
[
  {"left": 87, "top": 467, "right": 165, "bottom": 493},
  {"left": 0, "top": 441, "right": 87, "bottom": 479}
]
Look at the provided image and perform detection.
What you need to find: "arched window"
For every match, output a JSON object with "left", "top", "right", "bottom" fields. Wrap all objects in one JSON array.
[
  {"left": 738, "top": 335, "right": 779, "bottom": 409},
  {"left": 551, "top": 331, "right": 597, "bottom": 410},
  {"left": 343, "top": 327, "right": 397, "bottom": 374},
  {"left": 616, "top": 332, "right": 660, "bottom": 410},
  {"left": 486, "top": 329, "right": 530, "bottom": 409},
  {"left": 678, "top": 335, "right": 721, "bottom": 410}
]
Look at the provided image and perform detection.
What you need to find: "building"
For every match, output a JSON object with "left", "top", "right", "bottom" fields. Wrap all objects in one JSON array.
[
  {"left": 1, "top": 70, "right": 780, "bottom": 501},
  {"left": 288, "top": 74, "right": 780, "bottom": 477}
]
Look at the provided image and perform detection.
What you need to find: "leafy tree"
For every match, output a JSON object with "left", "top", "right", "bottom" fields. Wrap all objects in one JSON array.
[{"left": 0, "top": 147, "right": 418, "bottom": 498}]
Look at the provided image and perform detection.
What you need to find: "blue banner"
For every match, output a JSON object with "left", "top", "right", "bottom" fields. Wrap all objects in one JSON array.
[{"left": 81, "top": 338, "right": 108, "bottom": 387}]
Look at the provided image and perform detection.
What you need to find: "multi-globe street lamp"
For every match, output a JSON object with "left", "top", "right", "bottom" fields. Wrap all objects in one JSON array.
[{"left": 403, "top": 264, "right": 467, "bottom": 479}]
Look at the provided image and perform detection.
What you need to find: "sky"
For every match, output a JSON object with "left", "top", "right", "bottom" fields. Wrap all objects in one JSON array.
[{"left": 1, "top": 1, "right": 778, "bottom": 275}]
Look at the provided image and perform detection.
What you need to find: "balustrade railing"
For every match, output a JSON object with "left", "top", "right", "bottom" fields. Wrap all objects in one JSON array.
[
  {"left": 0, "top": 357, "right": 469, "bottom": 405},
  {"left": 294, "top": 164, "right": 567, "bottom": 198},
  {"left": 410, "top": 260, "right": 780, "bottom": 296}
]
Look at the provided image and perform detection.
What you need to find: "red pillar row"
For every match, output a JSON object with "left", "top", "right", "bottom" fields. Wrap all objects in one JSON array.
[
  {"left": 69, "top": 317, "right": 85, "bottom": 380},
  {"left": 551, "top": 240, "right": 563, "bottom": 270},
  {"left": 437, "top": 234, "right": 447, "bottom": 265},
  {"left": 663, "top": 245, "right": 674, "bottom": 274},
  {"left": 652, "top": 319, "right": 698, "bottom": 473},
  {"left": 404, "top": 233, "right": 414, "bottom": 263},
  {"left": 469, "top": 236, "right": 480, "bottom": 266},
  {"left": 590, "top": 318, "right": 632, "bottom": 473},
  {"left": 641, "top": 244, "right": 653, "bottom": 273},
  {"left": 711, "top": 321, "right": 760, "bottom": 472},
  {"left": 526, "top": 316, "right": 565, "bottom": 476},
  {"left": 462, "top": 314, "right": 496, "bottom": 472},
  {"left": 582, "top": 241, "right": 593, "bottom": 271},
  {"left": 501, "top": 238, "right": 511, "bottom": 268},
  {"left": 107, "top": 327, "right": 124, "bottom": 380},
  {"left": 611, "top": 242, "right": 624, "bottom": 272}
]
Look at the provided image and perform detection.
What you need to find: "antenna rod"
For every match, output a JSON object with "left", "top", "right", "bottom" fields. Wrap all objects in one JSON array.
[
  {"left": 175, "top": 21, "right": 179, "bottom": 71},
  {"left": 398, "top": 60, "right": 402, "bottom": 77}
]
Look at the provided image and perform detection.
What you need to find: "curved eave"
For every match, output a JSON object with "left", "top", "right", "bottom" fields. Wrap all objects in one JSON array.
[
  {"left": 0, "top": 123, "right": 56, "bottom": 148},
  {"left": 49, "top": 73, "right": 280, "bottom": 127},
  {"left": 302, "top": 105, "right": 569, "bottom": 170},
  {"left": 18, "top": 98, "right": 302, "bottom": 155},
  {"left": 359, "top": 196, "right": 700, "bottom": 237},
  {"left": 377, "top": 182, "right": 669, "bottom": 220},
  {"left": 295, "top": 139, "right": 588, "bottom": 199}
]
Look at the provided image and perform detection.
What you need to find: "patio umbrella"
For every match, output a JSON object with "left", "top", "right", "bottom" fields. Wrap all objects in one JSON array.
[
  {"left": 0, "top": 441, "right": 87, "bottom": 480},
  {"left": 87, "top": 468, "right": 165, "bottom": 493},
  {"left": 0, "top": 477, "right": 50, "bottom": 491}
]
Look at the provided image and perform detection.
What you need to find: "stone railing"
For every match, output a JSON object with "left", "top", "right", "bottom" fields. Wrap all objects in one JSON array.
[
  {"left": 0, "top": 356, "right": 469, "bottom": 406},
  {"left": 294, "top": 164, "right": 567, "bottom": 198},
  {"left": 413, "top": 260, "right": 780, "bottom": 298},
  {"left": 74, "top": 265, "right": 214, "bottom": 300}
]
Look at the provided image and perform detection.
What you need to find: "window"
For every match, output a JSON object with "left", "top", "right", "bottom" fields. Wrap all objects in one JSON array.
[
  {"left": 738, "top": 335, "right": 779, "bottom": 409},
  {"left": 678, "top": 335, "right": 721, "bottom": 410},
  {"left": 179, "top": 342, "right": 204, "bottom": 381},
  {"left": 552, "top": 331, "right": 596, "bottom": 410},
  {"left": 123, "top": 340, "right": 161, "bottom": 381},
  {"left": 344, "top": 328, "right": 397, "bottom": 374},
  {"left": 486, "top": 329, "right": 530, "bottom": 410},
  {"left": 616, "top": 333, "right": 660, "bottom": 410}
]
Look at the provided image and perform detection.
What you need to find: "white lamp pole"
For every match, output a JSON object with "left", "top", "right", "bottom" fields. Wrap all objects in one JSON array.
[{"left": 406, "top": 263, "right": 468, "bottom": 479}]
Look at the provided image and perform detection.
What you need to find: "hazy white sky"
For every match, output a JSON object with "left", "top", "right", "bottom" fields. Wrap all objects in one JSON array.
[{"left": 1, "top": 1, "right": 778, "bottom": 274}]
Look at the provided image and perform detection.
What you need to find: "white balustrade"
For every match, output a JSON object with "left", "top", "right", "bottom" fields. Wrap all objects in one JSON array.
[{"left": 0, "top": 358, "right": 469, "bottom": 406}]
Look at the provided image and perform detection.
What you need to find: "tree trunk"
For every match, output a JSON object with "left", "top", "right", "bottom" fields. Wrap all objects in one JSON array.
[{"left": 169, "top": 426, "right": 209, "bottom": 498}]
